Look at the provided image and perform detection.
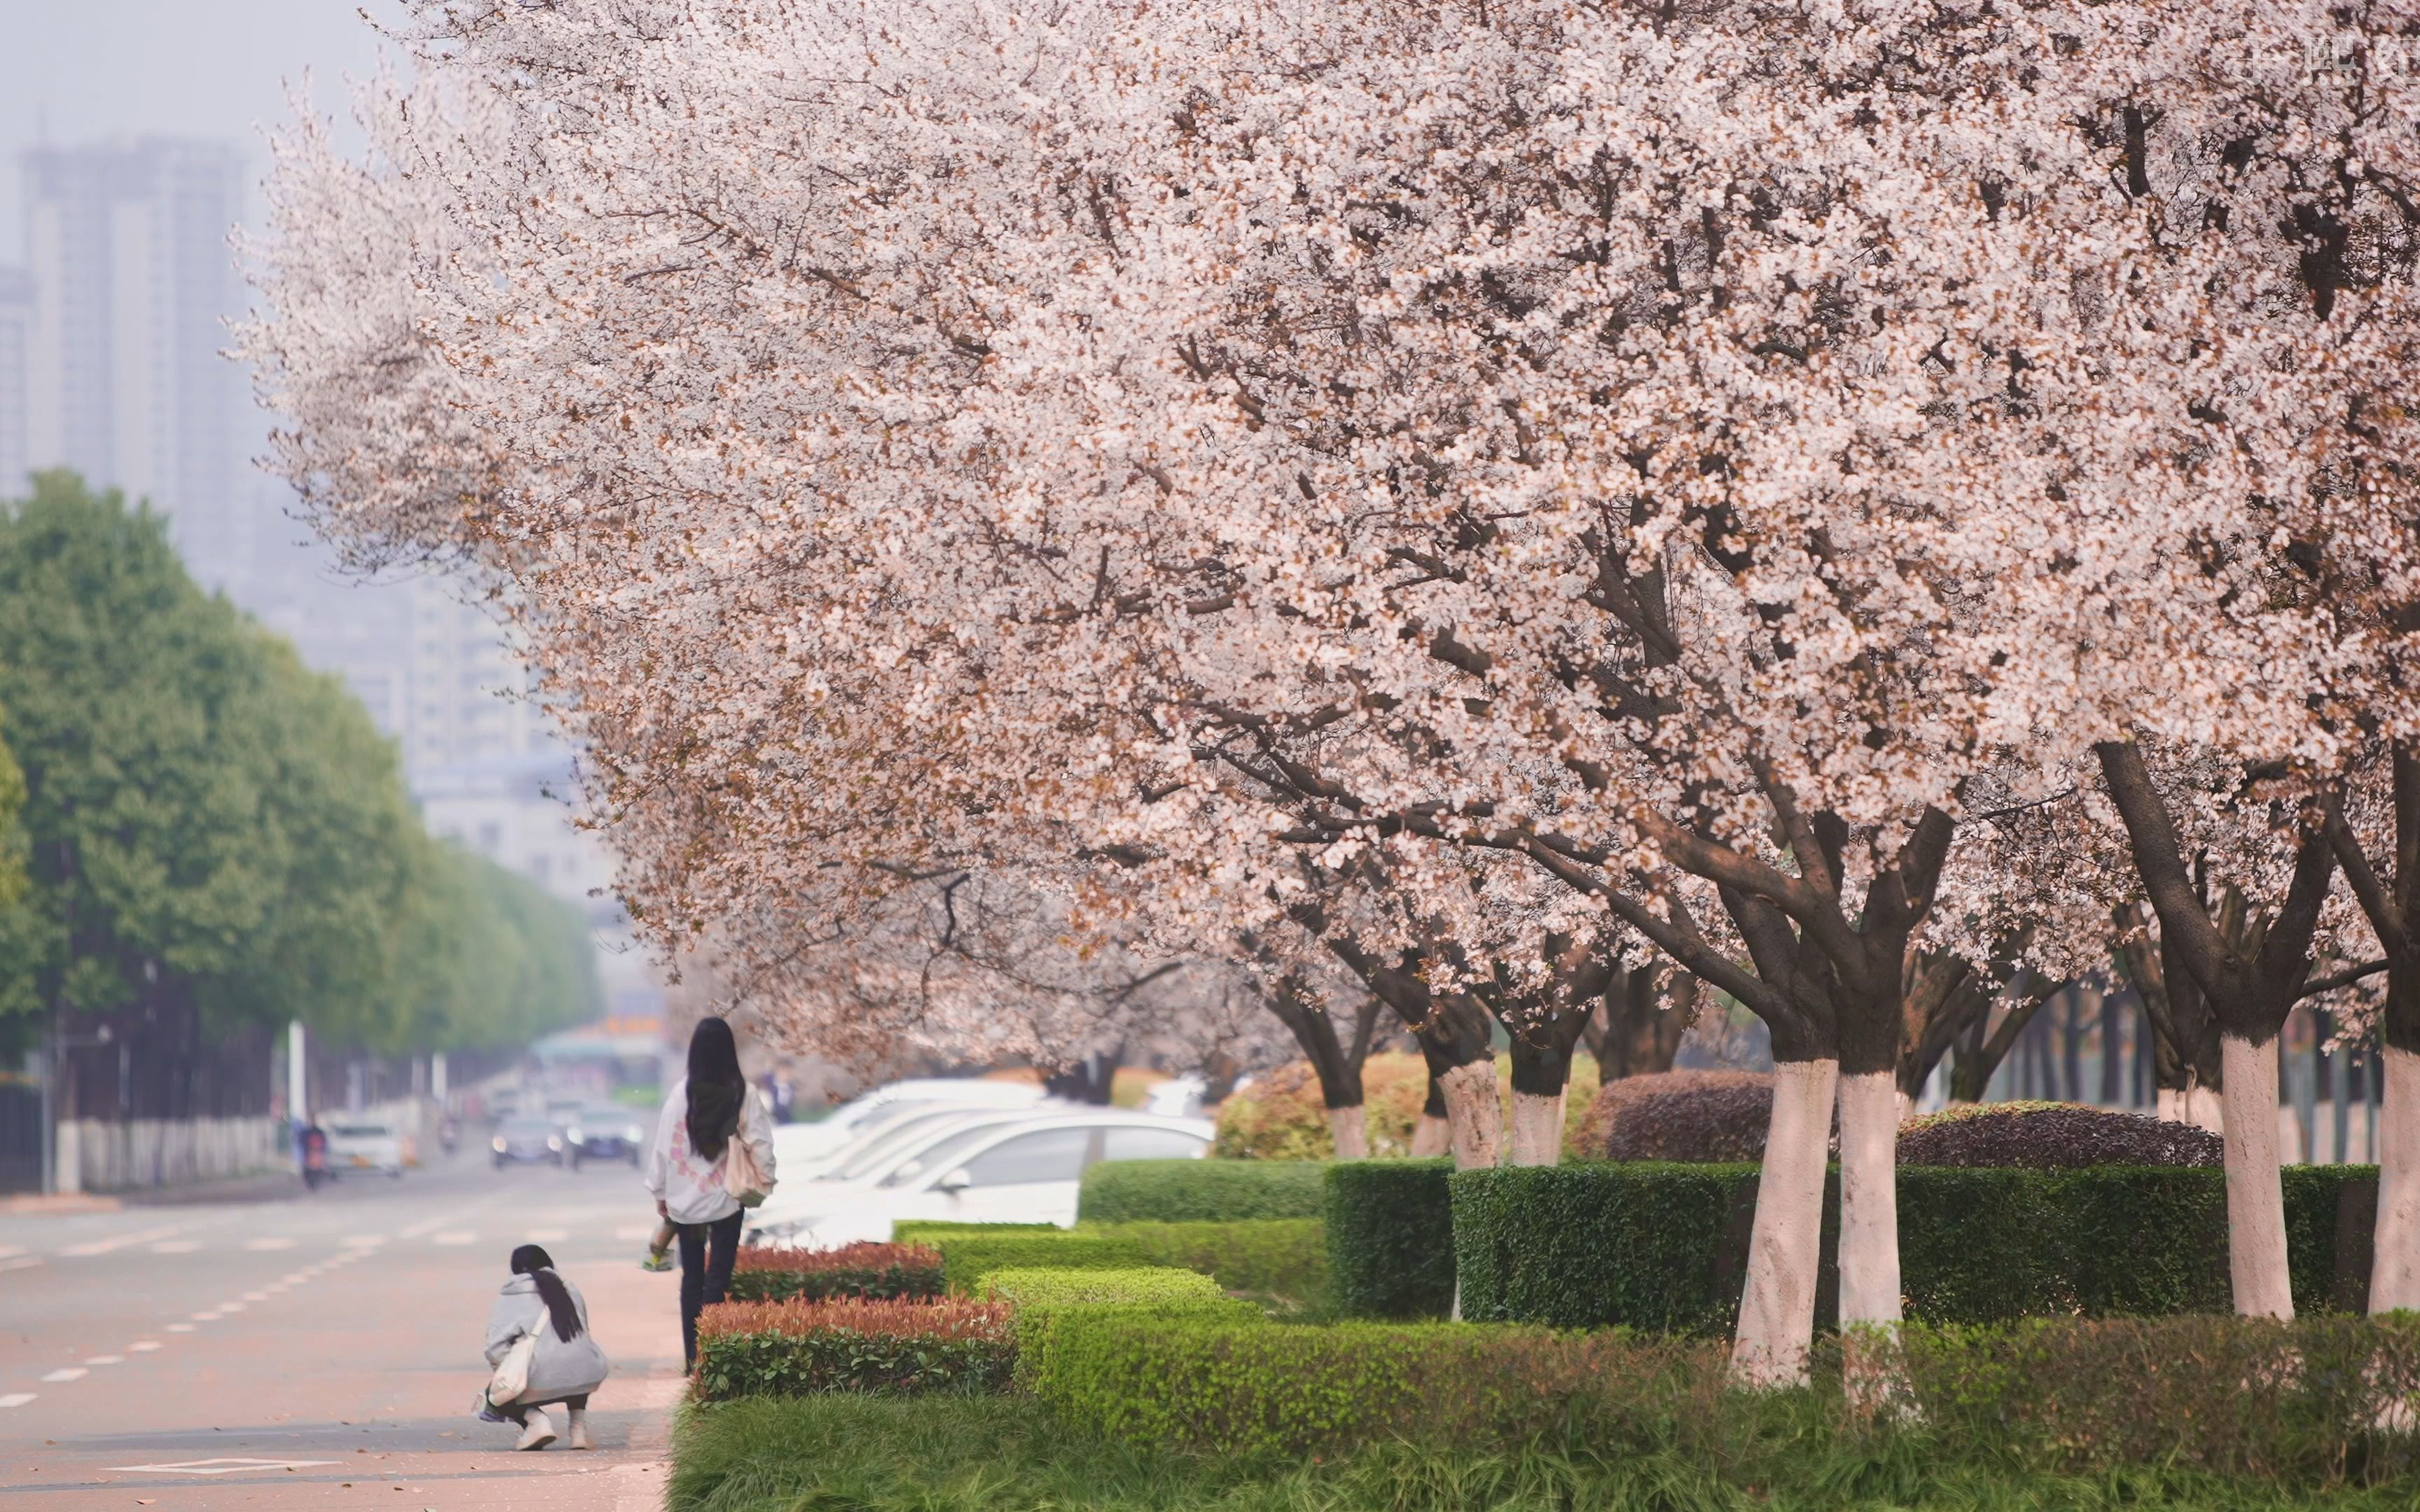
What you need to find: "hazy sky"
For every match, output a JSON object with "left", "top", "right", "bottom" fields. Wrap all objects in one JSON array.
[{"left": 0, "top": 0, "right": 396, "bottom": 248}]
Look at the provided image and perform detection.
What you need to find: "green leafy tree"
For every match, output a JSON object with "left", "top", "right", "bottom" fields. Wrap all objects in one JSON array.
[{"left": 0, "top": 473, "right": 596, "bottom": 1092}]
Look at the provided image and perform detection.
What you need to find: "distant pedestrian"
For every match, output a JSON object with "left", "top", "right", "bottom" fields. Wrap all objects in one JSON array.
[
  {"left": 644, "top": 1016, "right": 777, "bottom": 1368},
  {"left": 482, "top": 1243, "right": 611, "bottom": 1451}
]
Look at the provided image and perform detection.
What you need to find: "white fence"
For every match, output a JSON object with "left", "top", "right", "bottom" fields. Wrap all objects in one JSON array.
[{"left": 58, "top": 1116, "right": 288, "bottom": 1193}]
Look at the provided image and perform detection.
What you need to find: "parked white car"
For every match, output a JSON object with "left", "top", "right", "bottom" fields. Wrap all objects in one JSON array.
[
  {"left": 326, "top": 1121, "right": 408, "bottom": 1177},
  {"left": 750, "top": 1110, "right": 1214, "bottom": 1248},
  {"left": 778, "top": 1079, "right": 1047, "bottom": 1165}
]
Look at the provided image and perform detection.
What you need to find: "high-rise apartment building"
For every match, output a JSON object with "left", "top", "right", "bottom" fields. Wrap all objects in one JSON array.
[
  {"left": 0, "top": 267, "right": 28, "bottom": 496},
  {"left": 22, "top": 139, "right": 246, "bottom": 587}
]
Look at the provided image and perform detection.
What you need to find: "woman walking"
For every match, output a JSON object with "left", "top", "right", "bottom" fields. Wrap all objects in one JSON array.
[
  {"left": 482, "top": 1244, "right": 610, "bottom": 1450},
  {"left": 644, "top": 1016, "right": 777, "bottom": 1368}
]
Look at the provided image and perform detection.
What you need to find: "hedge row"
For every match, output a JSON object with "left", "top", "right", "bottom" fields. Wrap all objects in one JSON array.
[
  {"left": 893, "top": 1221, "right": 1059, "bottom": 1245},
  {"left": 1076, "top": 1158, "right": 1328, "bottom": 1223},
  {"left": 1323, "top": 1159, "right": 1456, "bottom": 1319},
  {"left": 1094, "top": 1218, "right": 1326, "bottom": 1303},
  {"left": 979, "top": 1266, "right": 1250, "bottom": 1387},
  {"left": 691, "top": 1298, "right": 1015, "bottom": 1401},
  {"left": 1450, "top": 1162, "right": 2386, "bottom": 1330},
  {"left": 1035, "top": 1307, "right": 2420, "bottom": 1483},
  {"left": 932, "top": 1233, "right": 1150, "bottom": 1294},
  {"left": 726, "top": 1242, "right": 942, "bottom": 1303}
]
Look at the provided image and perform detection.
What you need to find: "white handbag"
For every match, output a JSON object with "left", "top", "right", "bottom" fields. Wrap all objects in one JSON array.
[
  {"left": 485, "top": 1333, "right": 536, "bottom": 1408},
  {"left": 721, "top": 1129, "right": 774, "bottom": 1209}
]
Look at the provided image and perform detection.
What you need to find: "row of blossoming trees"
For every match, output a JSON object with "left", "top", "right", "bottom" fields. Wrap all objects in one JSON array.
[{"left": 245, "top": 0, "right": 2420, "bottom": 1385}]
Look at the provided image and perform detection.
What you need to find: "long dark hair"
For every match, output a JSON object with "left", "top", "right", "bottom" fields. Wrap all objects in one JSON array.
[
  {"left": 510, "top": 1244, "right": 583, "bottom": 1343},
  {"left": 685, "top": 1016, "right": 745, "bottom": 1162}
]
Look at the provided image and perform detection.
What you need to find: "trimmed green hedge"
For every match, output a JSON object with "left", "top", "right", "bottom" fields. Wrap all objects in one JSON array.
[
  {"left": 1077, "top": 1159, "right": 1328, "bottom": 1223},
  {"left": 1094, "top": 1218, "right": 1326, "bottom": 1303},
  {"left": 1325, "top": 1158, "right": 1456, "bottom": 1319},
  {"left": 978, "top": 1265, "right": 1233, "bottom": 1308},
  {"left": 1035, "top": 1310, "right": 1702, "bottom": 1457},
  {"left": 1452, "top": 1162, "right": 2383, "bottom": 1330},
  {"left": 933, "top": 1232, "right": 1150, "bottom": 1294},
  {"left": 1028, "top": 1303, "right": 2420, "bottom": 1482},
  {"left": 983, "top": 1265, "right": 1255, "bottom": 1389},
  {"left": 892, "top": 1221, "right": 1059, "bottom": 1245}
]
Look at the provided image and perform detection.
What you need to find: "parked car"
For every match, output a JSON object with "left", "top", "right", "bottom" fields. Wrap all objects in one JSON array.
[
  {"left": 325, "top": 1121, "right": 407, "bottom": 1178},
  {"left": 491, "top": 1114, "right": 566, "bottom": 1168},
  {"left": 780, "top": 1079, "right": 1047, "bottom": 1163},
  {"left": 749, "top": 1110, "right": 1214, "bottom": 1247},
  {"left": 564, "top": 1105, "right": 648, "bottom": 1168},
  {"left": 774, "top": 1098, "right": 1065, "bottom": 1186}
]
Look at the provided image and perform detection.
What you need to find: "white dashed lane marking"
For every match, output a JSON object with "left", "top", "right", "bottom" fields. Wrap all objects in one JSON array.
[
  {"left": 0, "top": 1394, "right": 33, "bottom": 1408},
  {"left": 430, "top": 1231, "right": 476, "bottom": 1246},
  {"left": 39, "top": 1367, "right": 86, "bottom": 1382},
  {"left": 130, "top": 1342, "right": 162, "bottom": 1352},
  {"left": 57, "top": 1224, "right": 183, "bottom": 1257},
  {"left": 165, "top": 1324, "right": 194, "bottom": 1334},
  {"left": 525, "top": 1228, "right": 568, "bottom": 1242},
  {"left": 0, "top": 1256, "right": 41, "bottom": 1273},
  {"left": 83, "top": 1355, "right": 123, "bottom": 1366}
]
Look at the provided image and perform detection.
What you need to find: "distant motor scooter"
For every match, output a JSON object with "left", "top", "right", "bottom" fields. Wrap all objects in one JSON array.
[
  {"left": 438, "top": 1114, "right": 461, "bottom": 1158},
  {"left": 300, "top": 1124, "right": 330, "bottom": 1191}
]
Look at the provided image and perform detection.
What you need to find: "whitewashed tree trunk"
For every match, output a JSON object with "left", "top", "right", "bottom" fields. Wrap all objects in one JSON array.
[
  {"left": 1410, "top": 1113, "right": 1450, "bottom": 1157},
  {"left": 1327, "top": 1104, "right": 1370, "bottom": 1161},
  {"left": 1837, "top": 1069, "right": 1906, "bottom": 1410},
  {"left": 2220, "top": 1034, "right": 2294, "bottom": 1319},
  {"left": 2155, "top": 1084, "right": 2226, "bottom": 1133},
  {"left": 1507, "top": 1090, "right": 1564, "bottom": 1167},
  {"left": 1837, "top": 1070, "right": 1903, "bottom": 1330},
  {"left": 2372, "top": 1045, "right": 2420, "bottom": 1314},
  {"left": 1439, "top": 1060, "right": 1503, "bottom": 1170},
  {"left": 1895, "top": 1088, "right": 1917, "bottom": 1124},
  {"left": 1730, "top": 1058, "right": 1838, "bottom": 1390}
]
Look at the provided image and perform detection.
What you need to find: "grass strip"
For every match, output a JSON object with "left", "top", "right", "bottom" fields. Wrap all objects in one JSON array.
[{"left": 668, "top": 1392, "right": 2420, "bottom": 1512}]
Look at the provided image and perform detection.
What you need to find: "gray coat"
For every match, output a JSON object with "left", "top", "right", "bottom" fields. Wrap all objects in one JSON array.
[{"left": 484, "top": 1273, "right": 610, "bottom": 1404}]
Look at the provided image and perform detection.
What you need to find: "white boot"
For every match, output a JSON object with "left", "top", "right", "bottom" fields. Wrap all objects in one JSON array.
[
  {"left": 515, "top": 1408, "right": 557, "bottom": 1451},
  {"left": 565, "top": 1406, "right": 594, "bottom": 1450}
]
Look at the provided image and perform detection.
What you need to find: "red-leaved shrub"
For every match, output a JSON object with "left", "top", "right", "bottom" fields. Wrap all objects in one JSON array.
[
  {"left": 694, "top": 1296, "right": 1015, "bottom": 1399},
  {"left": 725, "top": 1242, "right": 943, "bottom": 1303}
]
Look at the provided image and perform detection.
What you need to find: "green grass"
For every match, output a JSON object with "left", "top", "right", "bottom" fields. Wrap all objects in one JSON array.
[{"left": 667, "top": 1392, "right": 2418, "bottom": 1512}]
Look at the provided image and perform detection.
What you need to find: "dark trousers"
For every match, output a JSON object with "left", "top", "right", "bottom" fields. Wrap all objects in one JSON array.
[
  {"left": 503, "top": 1391, "right": 586, "bottom": 1427},
  {"left": 677, "top": 1210, "right": 744, "bottom": 1367}
]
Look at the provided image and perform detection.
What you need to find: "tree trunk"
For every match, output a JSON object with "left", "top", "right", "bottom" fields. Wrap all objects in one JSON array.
[
  {"left": 1253, "top": 967, "right": 1378, "bottom": 1159},
  {"left": 1438, "top": 1059, "right": 1501, "bottom": 1171},
  {"left": 1327, "top": 1104, "right": 1371, "bottom": 1160},
  {"left": 1501, "top": 972, "right": 1592, "bottom": 1168},
  {"left": 1837, "top": 1069, "right": 1903, "bottom": 1330},
  {"left": 1410, "top": 1073, "right": 1449, "bottom": 1156},
  {"left": 2374, "top": 1042, "right": 2420, "bottom": 1312},
  {"left": 1507, "top": 1089, "right": 1562, "bottom": 1167},
  {"left": 2157, "top": 1084, "right": 2226, "bottom": 1133},
  {"left": 2219, "top": 1034, "right": 2293, "bottom": 1317},
  {"left": 1730, "top": 1057, "right": 1838, "bottom": 1390},
  {"left": 1596, "top": 965, "right": 1698, "bottom": 1079}
]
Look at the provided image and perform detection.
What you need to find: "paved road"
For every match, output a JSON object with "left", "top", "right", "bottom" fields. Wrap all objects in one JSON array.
[{"left": 1, "top": 1154, "right": 686, "bottom": 1511}]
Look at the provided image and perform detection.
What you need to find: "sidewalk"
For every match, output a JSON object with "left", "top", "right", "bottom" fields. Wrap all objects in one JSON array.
[{"left": 0, "top": 1191, "right": 120, "bottom": 1215}]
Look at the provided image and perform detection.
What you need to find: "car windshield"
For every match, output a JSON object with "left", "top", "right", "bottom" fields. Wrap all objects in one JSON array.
[{"left": 501, "top": 1119, "right": 552, "bottom": 1135}]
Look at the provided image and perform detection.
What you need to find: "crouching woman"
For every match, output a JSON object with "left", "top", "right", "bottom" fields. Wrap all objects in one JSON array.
[{"left": 485, "top": 1242, "right": 611, "bottom": 1450}]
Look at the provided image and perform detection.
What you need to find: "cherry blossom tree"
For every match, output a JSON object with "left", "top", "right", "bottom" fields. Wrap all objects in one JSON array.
[{"left": 242, "top": 0, "right": 2420, "bottom": 1383}]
